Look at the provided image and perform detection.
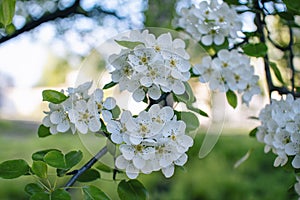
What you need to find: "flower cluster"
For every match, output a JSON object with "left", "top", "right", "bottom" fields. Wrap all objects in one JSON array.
[
  {"left": 108, "top": 30, "right": 191, "bottom": 102},
  {"left": 256, "top": 94, "right": 300, "bottom": 168},
  {"left": 193, "top": 49, "right": 260, "bottom": 105},
  {"left": 106, "top": 104, "right": 193, "bottom": 179},
  {"left": 43, "top": 82, "right": 116, "bottom": 134},
  {"left": 176, "top": 0, "right": 242, "bottom": 45}
]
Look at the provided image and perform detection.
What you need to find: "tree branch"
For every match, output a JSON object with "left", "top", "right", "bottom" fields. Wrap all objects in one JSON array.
[
  {"left": 252, "top": 0, "right": 300, "bottom": 99},
  {"left": 0, "top": 0, "right": 80, "bottom": 44},
  {"left": 0, "top": 0, "right": 123, "bottom": 45},
  {"left": 272, "top": 86, "right": 300, "bottom": 97},
  {"left": 254, "top": 0, "right": 273, "bottom": 100},
  {"left": 64, "top": 146, "right": 108, "bottom": 189},
  {"left": 287, "top": 24, "right": 296, "bottom": 95}
]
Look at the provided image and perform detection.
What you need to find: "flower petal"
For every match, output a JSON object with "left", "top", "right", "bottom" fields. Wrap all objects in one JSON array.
[
  {"left": 103, "top": 97, "right": 116, "bottom": 110},
  {"left": 162, "top": 164, "right": 175, "bottom": 178},
  {"left": 133, "top": 88, "right": 145, "bottom": 102}
]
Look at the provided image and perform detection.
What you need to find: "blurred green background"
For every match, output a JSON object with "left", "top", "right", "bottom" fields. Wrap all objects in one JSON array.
[{"left": 0, "top": 120, "right": 296, "bottom": 200}]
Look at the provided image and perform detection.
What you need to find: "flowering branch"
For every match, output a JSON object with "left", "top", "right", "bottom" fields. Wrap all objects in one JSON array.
[{"left": 65, "top": 146, "right": 108, "bottom": 189}]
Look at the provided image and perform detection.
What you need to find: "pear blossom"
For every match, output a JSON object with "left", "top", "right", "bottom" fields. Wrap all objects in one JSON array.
[
  {"left": 111, "top": 104, "right": 194, "bottom": 179},
  {"left": 176, "top": 0, "right": 242, "bottom": 45},
  {"left": 107, "top": 110, "right": 133, "bottom": 144},
  {"left": 256, "top": 94, "right": 300, "bottom": 169},
  {"left": 68, "top": 99, "right": 101, "bottom": 134},
  {"left": 42, "top": 82, "right": 117, "bottom": 135},
  {"left": 193, "top": 49, "right": 260, "bottom": 105},
  {"left": 108, "top": 29, "right": 191, "bottom": 102},
  {"left": 42, "top": 102, "right": 74, "bottom": 134}
]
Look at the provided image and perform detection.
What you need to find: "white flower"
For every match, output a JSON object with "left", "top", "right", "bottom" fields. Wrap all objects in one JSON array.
[
  {"left": 162, "top": 120, "right": 194, "bottom": 153},
  {"left": 112, "top": 104, "right": 194, "bottom": 179},
  {"left": 256, "top": 94, "right": 300, "bottom": 169},
  {"left": 193, "top": 56, "right": 215, "bottom": 83},
  {"left": 42, "top": 82, "right": 118, "bottom": 136},
  {"left": 194, "top": 49, "right": 260, "bottom": 105},
  {"left": 68, "top": 99, "right": 101, "bottom": 134},
  {"left": 115, "top": 155, "right": 139, "bottom": 179},
  {"left": 89, "top": 89, "right": 116, "bottom": 122},
  {"left": 107, "top": 110, "right": 133, "bottom": 144},
  {"left": 175, "top": 0, "right": 242, "bottom": 45},
  {"left": 148, "top": 104, "right": 174, "bottom": 125},
  {"left": 273, "top": 153, "right": 288, "bottom": 167},
  {"left": 119, "top": 143, "right": 155, "bottom": 169},
  {"left": 241, "top": 75, "right": 261, "bottom": 105},
  {"left": 292, "top": 155, "right": 300, "bottom": 169},
  {"left": 42, "top": 103, "right": 74, "bottom": 134},
  {"left": 162, "top": 51, "right": 190, "bottom": 78},
  {"left": 109, "top": 29, "right": 192, "bottom": 102},
  {"left": 126, "top": 110, "right": 163, "bottom": 145},
  {"left": 67, "top": 81, "right": 92, "bottom": 100}
]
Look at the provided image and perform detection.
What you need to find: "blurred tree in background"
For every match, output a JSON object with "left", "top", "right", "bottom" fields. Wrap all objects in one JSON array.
[{"left": 0, "top": 0, "right": 146, "bottom": 58}]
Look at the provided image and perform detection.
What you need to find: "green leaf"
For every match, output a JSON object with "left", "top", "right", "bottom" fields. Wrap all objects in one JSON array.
[
  {"left": 95, "top": 162, "right": 113, "bottom": 173},
  {"left": 77, "top": 169, "right": 101, "bottom": 182},
  {"left": 106, "top": 139, "right": 116, "bottom": 156},
  {"left": 0, "top": 0, "right": 16, "bottom": 27},
  {"left": 44, "top": 151, "right": 66, "bottom": 169},
  {"left": 118, "top": 180, "right": 148, "bottom": 200},
  {"left": 32, "top": 161, "right": 48, "bottom": 179},
  {"left": 111, "top": 105, "right": 121, "bottom": 119},
  {"left": 115, "top": 40, "right": 144, "bottom": 49},
  {"left": 32, "top": 149, "right": 59, "bottom": 161},
  {"left": 177, "top": 111, "right": 200, "bottom": 132},
  {"left": 283, "top": 0, "right": 300, "bottom": 15},
  {"left": 186, "top": 104, "right": 209, "bottom": 117},
  {"left": 42, "top": 90, "right": 68, "bottom": 104},
  {"left": 103, "top": 81, "right": 117, "bottom": 90},
  {"left": 44, "top": 150, "right": 82, "bottom": 170},
  {"left": 56, "top": 168, "right": 69, "bottom": 177},
  {"left": 243, "top": 31, "right": 260, "bottom": 38},
  {"left": 51, "top": 189, "right": 71, "bottom": 200},
  {"left": 249, "top": 127, "right": 258, "bottom": 137},
  {"left": 224, "top": 0, "right": 240, "bottom": 5},
  {"left": 226, "top": 90, "right": 238, "bottom": 109},
  {"left": 83, "top": 185, "right": 111, "bottom": 200},
  {"left": 277, "top": 12, "right": 294, "bottom": 21},
  {"left": 242, "top": 43, "right": 268, "bottom": 57},
  {"left": 31, "top": 192, "right": 50, "bottom": 200},
  {"left": 38, "top": 124, "right": 51, "bottom": 138},
  {"left": 174, "top": 82, "right": 195, "bottom": 104},
  {"left": 184, "top": 82, "right": 196, "bottom": 103},
  {"left": 174, "top": 92, "right": 189, "bottom": 104},
  {"left": 65, "top": 150, "right": 83, "bottom": 169},
  {"left": 25, "top": 183, "right": 44, "bottom": 195},
  {"left": 0, "top": 159, "right": 30, "bottom": 179},
  {"left": 269, "top": 62, "right": 285, "bottom": 85}
]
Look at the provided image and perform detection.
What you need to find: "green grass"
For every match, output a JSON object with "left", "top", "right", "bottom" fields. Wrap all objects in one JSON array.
[{"left": 0, "top": 120, "right": 297, "bottom": 200}]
